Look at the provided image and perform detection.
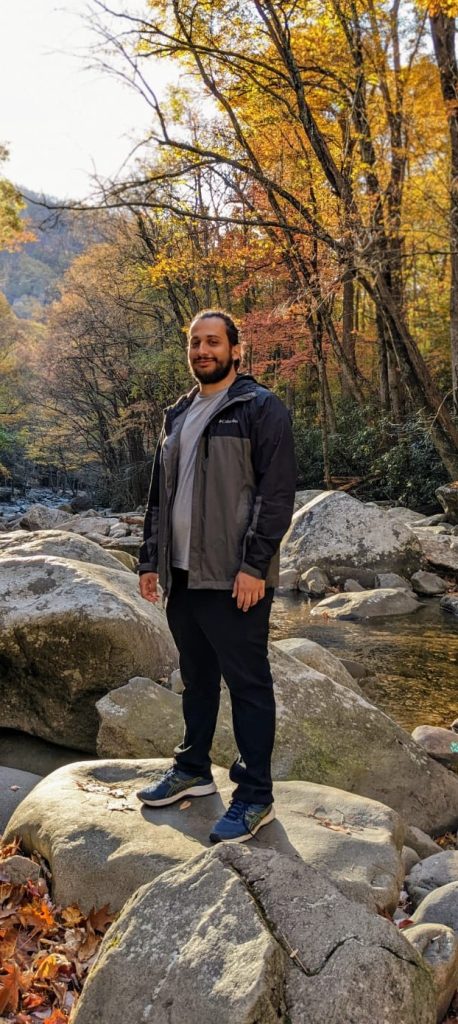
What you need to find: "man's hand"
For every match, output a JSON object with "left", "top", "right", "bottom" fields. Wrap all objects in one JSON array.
[
  {"left": 139, "top": 572, "right": 160, "bottom": 604},
  {"left": 232, "top": 571, "right": 265, "bottom": 612}
]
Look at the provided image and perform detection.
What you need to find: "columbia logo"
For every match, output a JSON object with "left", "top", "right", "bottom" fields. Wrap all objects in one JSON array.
[{"left": 218, "top": 418, "right": 238, "bottom": 424}]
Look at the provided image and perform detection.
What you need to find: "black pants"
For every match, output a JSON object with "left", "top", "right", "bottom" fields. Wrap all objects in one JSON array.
[{"left": 166, "top": 569, "right": 275, "bottom": 805}]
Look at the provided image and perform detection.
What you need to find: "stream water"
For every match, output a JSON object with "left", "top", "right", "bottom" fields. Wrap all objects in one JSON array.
[{"left": 271, "top": 594, "right": 458, "bottom": 733}]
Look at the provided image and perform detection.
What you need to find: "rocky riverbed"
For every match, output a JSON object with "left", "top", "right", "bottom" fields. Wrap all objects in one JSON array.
[{"left": 1, "top": 485, "right": 458, "bottom": 1022}]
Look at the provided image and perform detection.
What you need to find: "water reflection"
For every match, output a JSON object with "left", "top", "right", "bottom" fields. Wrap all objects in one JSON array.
[{"left": 271, "top": 594, "right": 458, "bottom": 732}]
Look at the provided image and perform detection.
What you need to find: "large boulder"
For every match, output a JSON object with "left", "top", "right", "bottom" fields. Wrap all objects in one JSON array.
[
  {"left": 310, "top": 588, "right": 420, "bottom": 620},
  {"left": 412, "top": 882, "right": 458, "bottom": 934},
  {"left": 95, "top": 645, "right": 458, "bottom": 835},
  {"left": 406, "top": 852, "right": 458, "bottom": 908},
  {"left": 18, "top": 504, "right": 71, "bottom": 530},
  {"left": 61, "top": 513, "right": 119, "bottom": 536},
  {"left": 0, "top": 528, "right": 132, "bottom": 573},
  {"left": 71, "top": 844, "right": 435, "bottom": 1024},
  {"left": 410, "top": 528, "right": 458, "bottom": 572},
  {"left": 0, "top": 555, "right": 177, "bottom": 750},
  {"left": 411, "top": 725, "right": 458, "bottom": 766},
  {"left": 403, "top": 923, "right": 458, "bottom": 1022},
  {"left": 281, "top": 492, "right": 422, "bottom": 576},
  {"left": 271, "top": 637, "right": 363, "bottom": 693},
  {"left": 0, "top": 765, "right": 42, "bottom": 833},
  {"left": 3, "top": 759, "right": 405, "bottom": 915}
]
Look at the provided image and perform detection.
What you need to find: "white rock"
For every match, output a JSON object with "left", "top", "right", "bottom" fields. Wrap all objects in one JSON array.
[{"left": 311, "top": 588, "right": 420, "bottom": 620}]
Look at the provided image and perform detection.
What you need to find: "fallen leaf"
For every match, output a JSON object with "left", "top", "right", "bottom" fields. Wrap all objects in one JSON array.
[
  {"left": 179, "top": 801, "right": 192, "bottom": 810},
  {"left": 9, "top": 785, "right": 20, "bottom": 792},
  {"left": 0, "top": 963, "right": 21, "bottom": 1014},
  {"left": 88, "top": 904, "right": 114, "bottom": 933},
  {"left": 60, "top": 906, "right": 85, "bottom": 928}
]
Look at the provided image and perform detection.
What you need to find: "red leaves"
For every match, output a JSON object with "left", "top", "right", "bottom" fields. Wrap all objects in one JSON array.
[{"left": 0, "top": 838, "right": 115, "bottom": 1023}]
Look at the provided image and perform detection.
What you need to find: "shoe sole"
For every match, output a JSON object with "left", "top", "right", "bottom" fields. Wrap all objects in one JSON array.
[
  {"left": 137, "top": 781, "right": 217, "bottom": 807},
  {"left": 209, "top": 806, "right": 275, "bottom": 844}
]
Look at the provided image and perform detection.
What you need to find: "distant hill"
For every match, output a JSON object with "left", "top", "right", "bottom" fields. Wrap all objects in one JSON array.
[{"left": 0, "top": 190, "right": 101, "bottom": 317}]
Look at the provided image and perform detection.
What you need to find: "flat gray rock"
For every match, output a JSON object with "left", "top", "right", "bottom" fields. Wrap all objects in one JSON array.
[
  {"left": 441, "top": 594, "right": 458, "bottom": 617},
  {"left": 411, "top": 528, "right": 458, "bottom": 571},
  {"left": 412, "top": 725, "right": 458, "bottom": 765},
  {"left": 310, "top": 588, "right": 420, "bottom": 619},
  {"left": 0, "top": 528, "right": 132, "bottom": 572},
  {"left": 404, "top": 825, "right": 443, "bottom": 859},
  {"left": 0, "top": 765, "right": 41, "bottom": 833},
  {"left": 3, "top": 759, "right": 405, "bottom": 915},
  {"left": 376, "top": 572, "right": 412, "bottom": 590},
  {"left": 72, "top": 845, "right": 435, "bottom": 1024},
  {"left": 411, "top": 570, "right": 447, "bottom": 595},
  {"left": 0, "top": 554, "right": 177, "bottom": 750}
]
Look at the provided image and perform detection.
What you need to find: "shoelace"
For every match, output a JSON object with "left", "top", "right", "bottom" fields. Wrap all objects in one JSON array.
[{"left": 225, "top": 799, "right": 249, "bottom": 821}]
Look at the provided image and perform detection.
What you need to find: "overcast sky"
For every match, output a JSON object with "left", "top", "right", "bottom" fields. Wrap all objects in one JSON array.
[{"left": 0, "top": 0, "right": 172, "bottom": 200}]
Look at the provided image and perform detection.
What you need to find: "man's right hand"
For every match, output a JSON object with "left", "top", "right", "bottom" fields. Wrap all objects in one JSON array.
[{"left": 139, "top": 572, "right": 160, "bottom": 604}]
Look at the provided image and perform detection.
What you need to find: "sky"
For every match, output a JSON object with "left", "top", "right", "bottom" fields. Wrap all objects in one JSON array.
[{"left": 0, "top": 0, "right": 173, "bottom": 200}]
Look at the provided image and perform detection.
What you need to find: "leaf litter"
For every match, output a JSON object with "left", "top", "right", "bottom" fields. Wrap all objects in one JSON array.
[{"left": 0, "top": 835, "right": 115, "bottom": 1022}]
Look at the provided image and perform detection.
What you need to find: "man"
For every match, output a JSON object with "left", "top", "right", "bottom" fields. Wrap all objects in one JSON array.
[{"left": 137, "top": 310, "right": 296, "bottom": 843}]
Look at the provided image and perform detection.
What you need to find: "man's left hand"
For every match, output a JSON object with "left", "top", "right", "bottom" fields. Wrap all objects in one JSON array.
[{"left": 232, "top": 571, "right": 266, "bottom": 612}]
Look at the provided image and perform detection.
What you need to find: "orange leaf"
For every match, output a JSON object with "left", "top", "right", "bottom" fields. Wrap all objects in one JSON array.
[
  {"left": 61, "top": 904, "right": 85, "bottom": 927},
  {"left": 0, "top": 962, "right": 21, "bottom": 1014},
  {"left": 22, "top": 991, "right": 45, "bottom": 1009},
  {"left": 45, "top": 1010, "right": 68, "bottom": 1023},
  {"left": 0, "top": 837, "right": 21, "bottom": 860},
  {"left": 19, "top": 899, "right": 56, "bottom": 932}
]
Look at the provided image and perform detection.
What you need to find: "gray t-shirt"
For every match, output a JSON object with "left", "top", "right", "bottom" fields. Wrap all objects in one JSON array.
[{"left": 172, "top": 388, "right": 229, "bottom": 570}]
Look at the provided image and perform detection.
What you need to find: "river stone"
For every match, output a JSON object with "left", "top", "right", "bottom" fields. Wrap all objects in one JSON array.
[
  {"left": 343, "top": 578, "right": 365, "bottom": 592},
  {"left": 0, "top": 765, "right": 42, "bottom": 833},
  {"left": 440, "top": 594, "right": 458, "bottom": 617},
  {"left": 436, "top": 482, "right": 458, "bottom": 524},
  {"left": 310, "top": 588, "right": 420, "bottom": 620},
  {"left": 376, "top": 572, "right": 412, "bottom": 590},
  {"left": 62, "top": 514, "right": 119, "bottom": 536},
  {"left": 411, "top": 571, "right": 447, "bottom": 595},
  {"left": 97, "top": 645, "right": 458, "bottom": 834},
  {"left": 278, "top": 568, "right": 299, "bottom": 590},
  {"left": 407, "top": 852, "right": 458, "bottom": 908},
  {"left": 403, "top": 923, "right": 458, "bottom": 1021},
  {"left": 0, "top": 528, "right": 132, "bottom": 573},
  {"left": 410, "top": 528, "right": 458, "bottom": 571},
  {"left": 411, "top": 726, "right": 458, "bottom": 766},
  {"left": 385, "top": 507, "right": 426, "bottom": 524},
  {"left": 328, "top": 565, "right": 378, "bottom": 588},
  {"left": 0, "top": 855, "right": 40, "bottom": 885},
  {"left": 107, "top": 549, "right": 138, "bottom": 571},
  {"left": 18, "top": 504, "right": 72, "bottom": 530},
  {"left": 272, "top": 637, "right": 363, "bottom": 694},
  {"left": 412, "top": 882, "right": 458, "bottom": 934},
  {"left": 3, "top": 759, "right": 405, "bottom": 915},
  {"left": 71, "top": 844, "right": 435, "bottom": 1024},
  {"left": 104, "top": 536, "right": 142, "bottom": 555},
  {"left": 402, "top": 847, "right": 421, "bottom": 875},
  {"left": 281, "top": 492, "right": 422, "bottom": 576},
  {"left": 0, "top": 554, "right": 177, "bottom": 750},
  {"left": 412, "top": 514, "right": 448, "bottom": 527},
  {"left": 405, "top": 826, "right": 443, "bottom": 860},
  {"left": 297, "top": 566, "right": 329, "bottom": 595}
]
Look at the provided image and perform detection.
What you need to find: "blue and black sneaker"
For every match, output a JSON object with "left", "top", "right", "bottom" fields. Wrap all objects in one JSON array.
[
  {"left": 137, "top": 766, "right": 216, "bottom": 807},
  {"left": 209, "top": 799, "right": 275, "bottom": 844}
]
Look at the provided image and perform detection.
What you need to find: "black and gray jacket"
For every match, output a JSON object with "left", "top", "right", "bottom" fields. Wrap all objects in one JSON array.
[{"left": 138, "top": 374, "right": 296, "bottom": 593}]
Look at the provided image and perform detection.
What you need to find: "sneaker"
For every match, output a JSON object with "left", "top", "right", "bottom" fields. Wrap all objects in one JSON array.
[
  {"left": 209, "top": 800, "right": 275, "bottom": 844},
  {"left": 137, "top": 767, "right": 216, "bottom": 807}
]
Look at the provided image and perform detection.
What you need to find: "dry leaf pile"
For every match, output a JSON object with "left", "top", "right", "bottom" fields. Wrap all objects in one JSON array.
[{"left": 0, "top": 838, "right": 115, "bottom": 1023}]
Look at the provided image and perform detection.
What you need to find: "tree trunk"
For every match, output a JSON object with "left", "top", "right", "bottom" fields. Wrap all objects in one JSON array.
[
  {"left": 341, "top": 271, "right": 356, "bottom": 400},
  {"left": 430, "top": 12, "right": 458, "bottom": 415}
]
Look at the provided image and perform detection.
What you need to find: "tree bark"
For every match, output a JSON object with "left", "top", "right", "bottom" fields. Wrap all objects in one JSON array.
[{"left": 430, "top": 12, "right": 458, "bottom": 415}]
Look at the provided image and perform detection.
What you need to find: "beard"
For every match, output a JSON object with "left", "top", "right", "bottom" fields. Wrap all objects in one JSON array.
[{"left": 190, "top": 352, "right": 235, "bottom": 384}]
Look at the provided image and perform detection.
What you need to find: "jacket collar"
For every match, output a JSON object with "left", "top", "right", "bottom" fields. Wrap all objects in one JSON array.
[{"left": 165, "top": 373, "right": 260, "bottom": 426}]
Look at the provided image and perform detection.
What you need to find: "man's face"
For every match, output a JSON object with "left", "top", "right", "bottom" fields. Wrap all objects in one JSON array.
[{"left": 188, "top": 317, "right": 240, "bottom": 384}]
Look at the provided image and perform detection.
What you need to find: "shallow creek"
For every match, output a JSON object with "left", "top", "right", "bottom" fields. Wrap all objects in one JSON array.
[{"left": 271, "top": 594, "right": 458, "bottom": 733}]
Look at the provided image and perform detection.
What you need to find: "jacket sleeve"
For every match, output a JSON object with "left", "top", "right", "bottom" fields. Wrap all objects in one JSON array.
[
  {"left": 137, "top": 432, "right": 162, "bottom": 575},
  {"left": 240, "top": 394, "right": 296, "bottom": 580}
]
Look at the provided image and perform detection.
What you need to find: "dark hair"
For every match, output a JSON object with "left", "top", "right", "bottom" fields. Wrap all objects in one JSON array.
[{"left": 188, "top": 309, "right": 240, "bottom": 364}]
